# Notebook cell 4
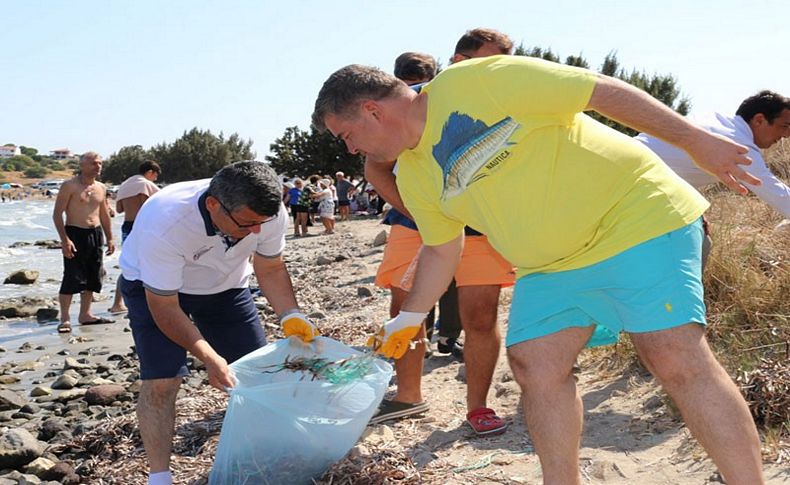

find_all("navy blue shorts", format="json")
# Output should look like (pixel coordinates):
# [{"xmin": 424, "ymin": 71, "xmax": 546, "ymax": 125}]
[
  {"xmin": 120, "ymin": 277, "xmax": 267, "ymax": 380},
  {"xmin": 121, "ymin": 221, "xmax": 134, "ymax": 243}
]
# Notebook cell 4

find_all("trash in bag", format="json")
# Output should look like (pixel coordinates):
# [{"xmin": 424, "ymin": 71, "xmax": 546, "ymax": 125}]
[{"xmin": 209, "ymin": 336, "xmax": 393, "ymax": 484}]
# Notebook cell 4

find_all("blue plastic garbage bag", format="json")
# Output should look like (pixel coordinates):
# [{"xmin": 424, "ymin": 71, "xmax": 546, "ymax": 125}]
[{"xmin": 209, "ymin": 336, "xmax": 392, "ymax": 484}]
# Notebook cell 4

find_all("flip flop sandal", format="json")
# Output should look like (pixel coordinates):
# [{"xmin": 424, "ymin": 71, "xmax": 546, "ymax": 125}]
[
  {"xmin": 466, "ymin": 407, "xmax": 508, "ymax": 436},
  {"xmin": 57, "ymin": 322, "xmax": 72, "ymax": 333},
  {"xmin": 369, "ymin": 399, "xmax": 429, "ymax": 425}
]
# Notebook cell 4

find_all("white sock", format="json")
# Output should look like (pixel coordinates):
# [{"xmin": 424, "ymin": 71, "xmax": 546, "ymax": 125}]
[{"xmin": 149, "ymin": 471, "xmax": 172, "ymax": 485}]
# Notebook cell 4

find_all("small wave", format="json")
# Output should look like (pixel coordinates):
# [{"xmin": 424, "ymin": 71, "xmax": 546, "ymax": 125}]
[
  {"xmin": 0, "ymin": 246, "xmax": 27, "ymax": 256},
  {"xmin": 18, "ymin": 221, "xmax": 50, "ymax": 230}
]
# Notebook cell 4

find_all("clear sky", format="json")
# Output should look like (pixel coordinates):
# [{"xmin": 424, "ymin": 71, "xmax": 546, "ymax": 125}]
[{"xmin": 2, "ymin": 0, "xmax": 788, "ymax": 158}]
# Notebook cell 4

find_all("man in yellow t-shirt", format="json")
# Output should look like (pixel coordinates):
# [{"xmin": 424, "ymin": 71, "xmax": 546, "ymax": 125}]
[{"xmin": 312, "ymin": 56, "xmax": 764, "ymax": 483}]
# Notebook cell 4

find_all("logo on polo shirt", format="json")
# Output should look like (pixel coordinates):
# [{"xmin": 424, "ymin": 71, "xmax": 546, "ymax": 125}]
[
  {"xmin": 433, "ymin": 112, "xmax": 521, "ymax": 200},
  {"xmin": 193, "ymin": 245, "xmax": 214, "ymax": 261}
]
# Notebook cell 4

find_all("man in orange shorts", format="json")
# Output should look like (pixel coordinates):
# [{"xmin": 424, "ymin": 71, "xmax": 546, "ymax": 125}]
[{"xmin": 369, "ymin": 32, "xmax": 516, "ymax": 435}]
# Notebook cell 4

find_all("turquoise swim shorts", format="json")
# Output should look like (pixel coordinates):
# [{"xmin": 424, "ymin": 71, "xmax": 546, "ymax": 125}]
[{"xmin": 506, "ymin": 218, "xmax": 706, "ymax": 348}]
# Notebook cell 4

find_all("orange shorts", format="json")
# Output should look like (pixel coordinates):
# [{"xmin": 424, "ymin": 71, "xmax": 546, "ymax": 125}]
[
  {"xmin": 457, "ymin": 234, "xmax": 515, "ymax": 288},
  {"xmin": 374, "ymin": 225, "xmax": 515, "ymax": 290},
  {"xmin": 374, "ymin": 225, "xmax": 422, "ymax": 290}
]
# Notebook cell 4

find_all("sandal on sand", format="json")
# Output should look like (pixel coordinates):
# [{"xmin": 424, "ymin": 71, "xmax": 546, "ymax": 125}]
[
  {"xmin": 369, "ymin": 399, "xmax": 429, "ymax": 425},
  {"xmin": 57, "ymin": 322, "xmax": 72, "ymax": 333},
  {"xmin": 466, "ymin": 407, "xmax": 508, "ymax": 436},
  {"xmin": 79, "ymin": 317, "xmax": 115, "ymax": 325}
]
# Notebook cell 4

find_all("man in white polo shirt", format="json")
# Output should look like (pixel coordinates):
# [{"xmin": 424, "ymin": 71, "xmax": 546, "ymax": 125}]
[{"xmin": 120, "ymin": 161, "xmax": 319, "ymax": 485}]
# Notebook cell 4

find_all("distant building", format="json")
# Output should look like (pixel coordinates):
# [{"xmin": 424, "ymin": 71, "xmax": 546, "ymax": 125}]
[
  {"xmin": 50, "ymin": 148, "xmax": 73, "ymax": 160},
  {"xmin": 0, "ymin": 144, "xmax": 21, "ymax": 159}
]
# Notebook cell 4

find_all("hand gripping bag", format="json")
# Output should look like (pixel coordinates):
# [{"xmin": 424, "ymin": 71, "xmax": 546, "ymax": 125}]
[{"xmin": 209, "ymin": 336, "xmax": 392, "ymax": 484}]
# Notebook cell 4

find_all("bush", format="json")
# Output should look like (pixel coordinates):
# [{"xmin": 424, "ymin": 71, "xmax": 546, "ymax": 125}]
[
  {"xmin": 4, "ymin": 155, "xmax": 35, "ymax": 171},
  {"xmin": 39, "ymin": 158, "xmax": 64, "ymax": 171},
  {"xmin": 23, "ymin": 165, "xmax": 50, "ymax": 178}
]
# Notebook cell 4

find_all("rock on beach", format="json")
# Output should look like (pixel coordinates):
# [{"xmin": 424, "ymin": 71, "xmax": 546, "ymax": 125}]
[
  {"xmin": 0, "ymin": 428, "xmax": 44, "ymax": 469},
  {"xmin": 3, "ymin": 270, "xmax": 39, "ymax": 285},
  {"xmin": 0, "ymin": 297, "xmax": 55, "ymax": 319}
]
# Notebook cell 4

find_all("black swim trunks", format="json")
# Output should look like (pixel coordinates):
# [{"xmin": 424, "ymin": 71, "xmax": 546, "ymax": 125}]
[{"xmin": 59, "ymin": 225, "xmax": 104, "ymax": 294}]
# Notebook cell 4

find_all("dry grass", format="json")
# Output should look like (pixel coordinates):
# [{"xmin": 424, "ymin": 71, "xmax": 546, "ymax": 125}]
[
  {"xmin": 52, "ymin": 386, "xmax": 227, "ymax": 484},
  {"xmin": 316, "ymin": 447, "xmax": 423, "ymax": 484},
  {"xmin": 592, "ymin": 140, "xmax": 790, "ymax": 456}
]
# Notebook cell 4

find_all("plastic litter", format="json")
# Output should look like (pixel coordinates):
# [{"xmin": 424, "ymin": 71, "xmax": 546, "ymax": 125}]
[{"xmin": 209, "ymin": 336, "xmax": 392, "ymax": 484}]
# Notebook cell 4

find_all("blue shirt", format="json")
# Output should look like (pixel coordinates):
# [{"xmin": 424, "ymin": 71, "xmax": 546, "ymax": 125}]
[{"xmin": 288, "ymin": 187, "xmax": 302, "ymax": 206}]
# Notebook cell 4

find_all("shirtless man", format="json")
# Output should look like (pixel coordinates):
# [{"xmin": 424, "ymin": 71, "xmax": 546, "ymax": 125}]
[
  {"xmin": 52, "ymin": 152, "xmax": 115, "ymax": 333},
  {"xmin": 109, "ymin": 160, "xmax": 161, "ymax": 313}
]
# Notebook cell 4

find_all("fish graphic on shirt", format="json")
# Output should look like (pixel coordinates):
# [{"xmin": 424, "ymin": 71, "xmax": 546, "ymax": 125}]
[{"xmin": 432, "ymin": 112, "xmax": 520, "ymax": 200}]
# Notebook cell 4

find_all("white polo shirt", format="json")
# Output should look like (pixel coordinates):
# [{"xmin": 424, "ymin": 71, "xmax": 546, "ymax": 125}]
[
  {"xmin": 119, "ymin": 179, "xmax": 288, "ymax": 295},
  {"xmin": 636, "ymin": 113, "xmax": 790, "ymax": 218}
]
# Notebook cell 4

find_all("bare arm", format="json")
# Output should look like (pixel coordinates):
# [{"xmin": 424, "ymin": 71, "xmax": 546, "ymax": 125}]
[
  {"xmin": 587, "ymin": 75, "xmax": 760, "ymax": 194},
  {"xmin": 401, "ymin": 235, "xmax": 463, "ymax": 313},
  {"xmin": 364, "ymin": 161, "xmax": 413, "ymax": 217},
  {"xmin": 146, "ymin": 291, "xmax": 235, "ymax": 389},
  {"xmin": 98, "ymin": 186, "xmax": 115, "ymax": 255},
  {"xmin": 52, "ymin": 183, "xmax": 72, "ymax": 242},
  {"xmin": 104, "ymin": 197, "xmax": 116, "ymax": 217},
  {"xmin": 52, "ymin": 183, "xmax": 76, "ymax": 258},
  {"xmin": 252, "ymin": 253, "xmax": 299, "ymax": 315}
]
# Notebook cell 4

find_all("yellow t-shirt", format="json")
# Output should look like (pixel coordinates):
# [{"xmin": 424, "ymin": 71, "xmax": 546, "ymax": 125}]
[{"xmin": 397, "ymin": 55, "xmax": 709, "ymax": 278}]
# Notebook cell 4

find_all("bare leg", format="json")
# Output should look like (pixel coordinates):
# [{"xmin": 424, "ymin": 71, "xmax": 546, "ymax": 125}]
[
  {"xmin": 77, "ymin": 291, "xmax": 97, "ymax": 322},
  {"xmin": 631, "ymin": 324, "xmax": 764, "ymax": 485},
  {"xmin": 297, "ymin": 213, "xmax": 308, "ymax": 236},
  {"xmin": 138, "ymin": 377, "xmax": 182, "ymax": 474},
  {"xmin": 390, "ymin": 286, "xmax": 425, "ymax": 403},
  {"xmin": 458, "ymin": 284, "xmax": 501, "ymax": 411},
  {"xmin": 58, "ymin": 293, "xmax": 73, "ymax": 328},
  {"xmin": 507, "ymin": 326, "xmax": 593, "ymax": 485},
  {"xmin": 321, "ymin": 217, "xmax": 334, "ymax": 234},
  {"xmin": 110, "ymin": 279, "xmax": 127, "ymax": 313}
]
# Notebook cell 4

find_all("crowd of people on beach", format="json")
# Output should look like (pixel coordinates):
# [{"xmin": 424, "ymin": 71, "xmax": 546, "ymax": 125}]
[
  {"xmin": 282, "ymin": 171, "xmax": 384, "ymax": 236},
  {"xmin": 37, "ymin": 26, "xmax": 790, "ymax": 485}
]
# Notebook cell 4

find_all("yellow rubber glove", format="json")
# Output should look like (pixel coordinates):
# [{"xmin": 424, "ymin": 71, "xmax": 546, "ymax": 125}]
[
  {"xmin": 280, "ymin": 311, "xmax": 320, "ymax": 343},
  {"xmin": 368, "ymin": 311, "xmax": 427, "ymax": 359}
]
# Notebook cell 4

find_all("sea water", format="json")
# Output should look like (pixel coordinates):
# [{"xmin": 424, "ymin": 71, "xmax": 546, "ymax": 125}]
[{"xmin": 0, "ymin": 199, "xmax": 124, "ymax": 342}]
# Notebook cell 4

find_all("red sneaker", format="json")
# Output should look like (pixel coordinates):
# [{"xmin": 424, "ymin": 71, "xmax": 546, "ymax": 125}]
[{"xmin": 466, "ymin": 407, "xmax": 508, "ymax": 436}]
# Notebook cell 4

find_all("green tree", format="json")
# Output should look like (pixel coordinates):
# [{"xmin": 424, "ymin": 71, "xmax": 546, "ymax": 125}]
[
  {"xmin": 515, "ymin": 47, "xmax": 690, "ymax": 135},
  {"xmin": 19, "ymin": 146, "xmax": 39, "ymax": 158},
  {"xmin": 39, "ymin": 157, "xmax": 64, "ymax": 171},
  {"xmin": 150, "ymin": 128, "xmax": 255, "ymax": 183},
  {"xmin": 102, "ymin": 145, "xmax": 150, "ymax": 184},
  {"xmin": 266, "ymin": 126, "xmax": 363, "ymax": 178},
  {"xmin": 2, "ymin": 155, "xmax": 35, "ymax": 171},
  {"xmin": 23, "ymin": 165, "xmax": 50, "ymax": 178}
]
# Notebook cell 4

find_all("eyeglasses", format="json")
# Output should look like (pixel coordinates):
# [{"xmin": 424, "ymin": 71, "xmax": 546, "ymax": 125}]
[{"xmin": 217, "ymin": 199, "xmax": 275, "ymax": 228}]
